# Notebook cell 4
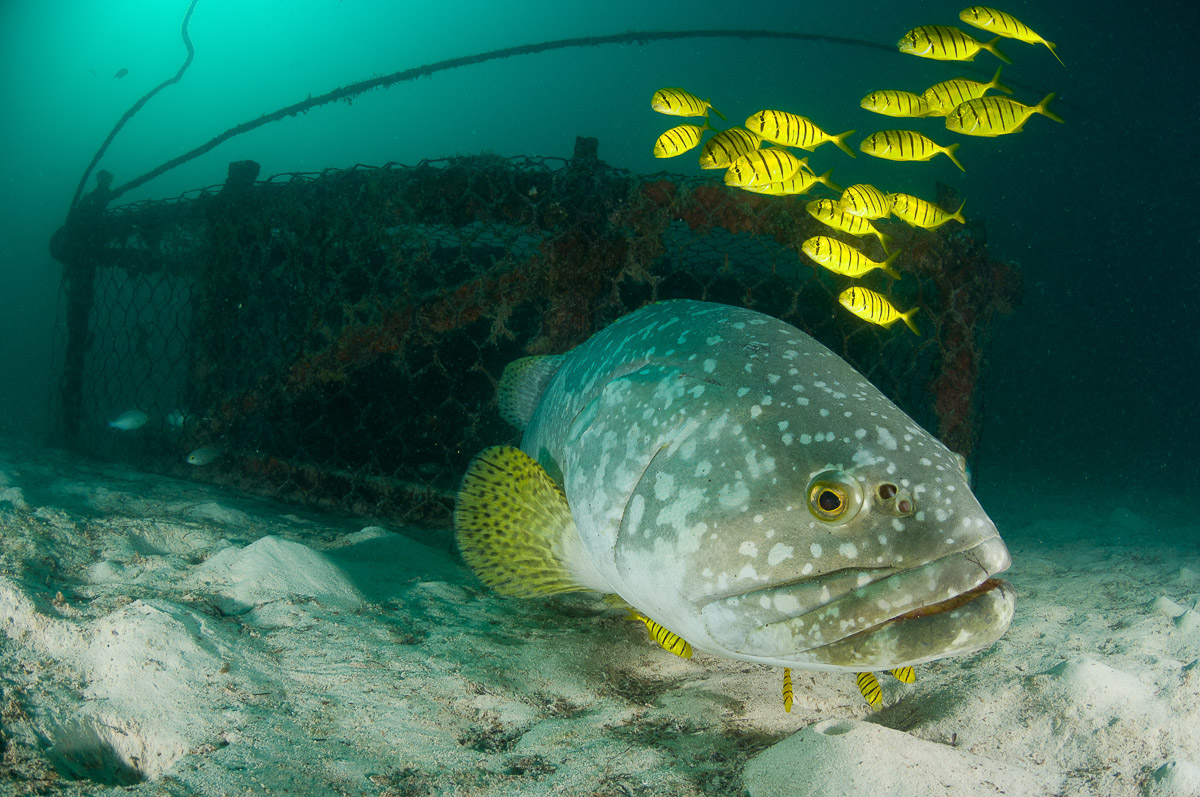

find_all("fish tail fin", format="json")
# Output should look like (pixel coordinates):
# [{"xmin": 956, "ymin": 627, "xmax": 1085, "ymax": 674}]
[
  {"xmin": 989, "ymin": 65, "xmax": 1013, "ymax": 94},
  {"xmin": 900, "ymin": 307, "xmax": 921, "ymax": 336},
  {"xmin": 943, "ymin": 141, "xmax": 966, "ymax": 172},
  {"xmin": 881, "ymin": 248, "xmax": 902, "ymax": 280},
  {"xmin": 1044, "ymin": 39, "xmax": 1066, "ymax": 68},
  {"xmin": 832, "ymin": 129, "xmax": 857, "ymax": 158},
  {"xmin": 875, "ymin": 227, "xmax": 893, "ymax": 254},
  {"xmin": 455, "ymin": 446, "xmax": 590, "ymax": 598},
  {"xmin": 817, "ymin": 170, "xmax": 843, "ymax": 194},
  {"xmin": 951, "ymin": 197, "xmax": 967, "ymax": 225},
  {"xmin": 1036, "ymin": 93, "xmax": 1065, "ymax": 124},
  {"xmin": 497, "ymin": 355, "xmax": 564, "ymax": 429},
  {"xmin": 984, "ymin": 36, "xmax": 1012, "ymax": 64},
  {"xmin": 707, "ymin": 101, "xmax": 727, "ymax": 121}
]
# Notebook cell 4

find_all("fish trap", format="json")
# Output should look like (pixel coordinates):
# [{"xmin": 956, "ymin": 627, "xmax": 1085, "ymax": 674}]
[{"xmin": 50, "ymin": 138, "xmax": 1020, "ymax": 526}]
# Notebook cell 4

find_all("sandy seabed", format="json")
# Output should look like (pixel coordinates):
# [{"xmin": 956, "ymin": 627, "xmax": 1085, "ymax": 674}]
[{"xmin": 1, "ymin": 443, "xmax": 1198, "ymax": 797}]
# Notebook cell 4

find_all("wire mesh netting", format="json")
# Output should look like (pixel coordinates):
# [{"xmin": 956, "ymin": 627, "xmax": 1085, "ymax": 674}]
[{"xmin": 50, "ymin": 140, "xmax": 1021, "ymax": 527}]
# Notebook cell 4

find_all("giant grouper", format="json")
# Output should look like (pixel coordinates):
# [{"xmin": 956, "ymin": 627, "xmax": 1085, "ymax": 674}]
[{"xmin": 454, "ymin": 299, "xmax": 1015, "ymax": 710}]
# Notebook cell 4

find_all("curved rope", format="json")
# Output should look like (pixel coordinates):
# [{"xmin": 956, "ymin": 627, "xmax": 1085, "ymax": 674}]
[
  {"xmin": 106, "ymin": 29, "xmax": 899, "ymax": 201},
  {"xmin": 70, "ymin": 0, "xmax": 200, "ymax": 211}
]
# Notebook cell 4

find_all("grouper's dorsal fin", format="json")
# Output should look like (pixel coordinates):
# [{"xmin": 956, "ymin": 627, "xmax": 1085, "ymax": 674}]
[
  {"xmin": 454, "ymin": 445, "xmax": 587, "ymax": 597},
  {"xmin": 497, "ymin": 355, "xmax": 564, "ymax": 429}
]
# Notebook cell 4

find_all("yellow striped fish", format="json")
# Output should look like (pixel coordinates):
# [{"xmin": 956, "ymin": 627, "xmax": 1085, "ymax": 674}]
[
  {"xmin": 653, "ymin": 123, "xmax": 710, "ymax": 158},
  {"xmin": 839, "ymin": 183, "xmax": 893, "ymax": 219},
  {"xmin": 860, "ymin": 90, "xmax": 933, "ymax": 118},
  {"xmin": 744, "ymin": 109, "xmax": 856, "ymax": 158},
  {"xmin": 782, "ymin": 668, "xmax": 794, "ymax": 713},
  {"xmin": 651, "ymin": 87, "xmax": 726, "ymax": 119},
  {"xmin": 724, "ymin": 148, "xmax": 805, "ymax": 188},
  {"xmin": 805, "ymin": 199, "xmax": 890, "ymax": 250},
  {"xmin": 698, "ymin": 127, "xmax": 762, "ymax": 169},
  {"xmin": 890, "ymin": 667, "xmax": 916, "ymax": 684},
  {"xmin": 839, "ymin": 286, "xmax": 920, "ymax": 335},
  {"xmin": 959, "ymin": 6, "xmax": 1064, "ymax": 67},
  {"xmin": 628, "ymin": 610, "xmax": 693, "ymax": 658},
  {"xmin": 859, "ymin": 129, "xmax": 964, "ymax": 172},
  {"xmin": 898, "ymin": 25, "xmax": 1011, "ymax": 64},
  {"xmin": 889, "ymin": 193, "xmax": 966, "ymax": 229},
  {"xmin": 945, "ymin": 93, "xmax": 1064, "ymax": 136},
  {"xmin": 922, "ymin": 66, "xmax": 1013, "ymax": 117},
  {"xmin": 856, "ymin": 672, "xmax": 883, "ymax": 709},
  {"xmin": 802, "ymin": 236, "xmax": 901, "ymax": 279},
  {"xmin": 739, "ymin": 168, "xmax": 840, "ymax": 196}
]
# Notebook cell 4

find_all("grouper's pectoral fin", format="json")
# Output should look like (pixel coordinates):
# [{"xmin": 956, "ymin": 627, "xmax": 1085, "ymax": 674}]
[{"xmin": 454, "ymin": 445, "xmax": 589, "ymax": 597}]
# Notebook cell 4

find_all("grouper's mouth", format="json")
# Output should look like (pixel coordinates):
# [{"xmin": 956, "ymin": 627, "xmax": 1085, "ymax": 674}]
[{"xmin": 702, "ymin": 536, "xmax": 1016, "ymax": 669}]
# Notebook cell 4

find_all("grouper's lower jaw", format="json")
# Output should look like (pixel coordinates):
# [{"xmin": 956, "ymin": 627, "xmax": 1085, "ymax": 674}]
[
  {"xmin": 795, "ymin": 577, "xmax": 1016, "ymax": 670},
  {"xmin": 731, "ymin": 536, "xmax": 1016, "ymax": 670}
]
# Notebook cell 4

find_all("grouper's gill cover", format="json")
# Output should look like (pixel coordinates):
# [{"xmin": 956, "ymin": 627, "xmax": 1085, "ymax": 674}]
[{"xmin": 471, "ymin": 300, "xmax": 1015, "ymax": 673}]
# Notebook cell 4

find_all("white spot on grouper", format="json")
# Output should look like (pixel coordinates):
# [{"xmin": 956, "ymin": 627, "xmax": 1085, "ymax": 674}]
[
  {"xmin": 694, "ymin": 460, "xmax": 712, "ymax": 477},
  {"xmin": 750, "ymin": 406, "xmax": 762, "ymax": 418},
  {"xmin": 654, "ymin": 472, "xmax": 675, "ymax": 501},
  {"xmin": 703, "ymin": 358, "xmax": 717, "ymax": 373},
  {"xmin": 838, "ymin": 543, "xmax": 859, "ymax": 559},
  {"xmin": 774, "ymin": 593, "xmax": 800, "ymax": 613},
  {"xmin": 851, "ymin": 449, "xmax": 876, "ymax": 467},
  {"xmin": 737, "ymin": 387, "xmax": 750, "ymax": 397},
  {"xmin": 718, "ymin": 480, "xmax": 750, "ymax": 509},
  {"xmin": 706, "ymin": 335, "xmax": 723, "ymax": 345},
  {"xmin": 745, "ymin": 450, "xmax": 775, "ymax": 478},
  {"xmin": 768, "ymin": 543, "xmax": 794, "ymax": 566},
  {"xmin": 627, "ymin": 494, "xmax": 645, "ymax": 536},
  {"xmin": 876, "ymin": 426, "xmax": 898, "ymax": 450},
  {"xmin": 739, "ymin": 541, "xmax": 758, "ymax": 557},
  {"xmin": 778, "ymin": 421, "xmax": 789, "ymax": 431},
  {"xmin": 810, "ymin": 543, "xmax": 823, "ymax": 558},
  {"xmin": 800, "ymin": 434, "xmax": 812, "ymax": 444},
  {"xmin": 855, "ymin": 428, "xmax": 867, "ymax": 439},
  {"xmin": 782, "ymin": 434, "xmax": 793, "ymax": 445}
]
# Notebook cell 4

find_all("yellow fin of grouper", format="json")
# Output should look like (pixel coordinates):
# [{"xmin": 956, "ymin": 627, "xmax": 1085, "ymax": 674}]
[
  {"xmin": 782, "ymin": 668, "xmax": 794, "ymax": 713},
  {"xmin": 454, "ymin": 445, "xmax": 587, "ymax": 597},
  {"xmin": 496, "ymin": 355, "xmax": 564, "ymax": 430},
  {"xmin": 856, "ymin": 672, "xmax": 883, "ymax": 709}
]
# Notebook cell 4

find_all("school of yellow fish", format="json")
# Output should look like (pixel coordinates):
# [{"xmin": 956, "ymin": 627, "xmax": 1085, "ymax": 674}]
[
  {"xmin": 646, "ymin": 6, "xmax": 1060, "ymax": 710},
  {"xmin": 650, "ymin": 5, "xmax": 1062, "ymax": 342}
]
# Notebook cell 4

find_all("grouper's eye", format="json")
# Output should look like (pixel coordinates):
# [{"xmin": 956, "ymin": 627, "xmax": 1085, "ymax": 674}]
[{"xmin": 806, "ymin": 470, "xmax": 864, "ymax": 525}]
